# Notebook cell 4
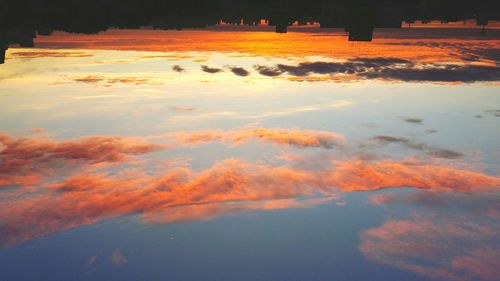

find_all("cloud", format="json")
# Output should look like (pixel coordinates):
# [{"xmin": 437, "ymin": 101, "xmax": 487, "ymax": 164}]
[
  {"xmin": 426, "ymin": 149, "xmax": 464, "ymax": 159},
  {"xmin": 360, "ymin": 214, "xmax": 500, "ymax": 281},
  {"xmin": 0, "ymin": 159, "xmax": 331, "ymax": 247},
  {"xmin": 349, "ymin": 57, "xmax": 413, "ymax": 67},
  {"xmin": 86, "ymin": 255, "xmax": 99, "ymax": 273},
  {"xmin": 10, "ymin": 51, "xmax": 93, "ymax": 59},
  {"xmin": 236, "ymin": 100, "xmax": 352, "ymax": 119},
  {"xmin": 362, "ymin": 171, "xmax": 500, "ymax": 281},
  {"xmin": 0, "ymin": 133, "xmax": 166, "ymax": 187},
  {"xmin": 253, "ymin": 65, "xmax": 283, "ymax": 76},
  {"xmin": 401, "ymin": 117, "xmax": 423, "ymax": 125},
  {"xmin": 370, "ymin": 191, "xmax": 500, "ymax": 218},
  {"xmin": 0, "ymin": 130, "xmax": 498, "ymax": 248},
  {"xmin": 275, "ymin": 58, "xmax": 413, "ymax": 77},
  {"xmin": 106, "ymin": 77, "xmax": 151, "ymax": 85},
  {"xmin": 473, "ymin": 48, "xmax": 500, "ymax": 63},
  {"xmin": 485, "ymin": 109, "xmax": 500, "ymax": 117},
  {"xmin": 171, "ymin": 106, "xmax": 194, "ymax": 111},
  {"xmin": 252, "ymin": 58, "xmax": 500, "ymax": 83},
  {"xmin": 0, "ymin": 155, "xmax": 498, "ymax": 248},
  {"xmin": 172, "ymin": 128, "xmax": 346, "ymax": 149},
  {"xmin": 363, "ymin": 64, "xmax": 500, "ymax": 83},
  {"xmin": 172, "ymin": 65, "xmax": 185, "ymax": 72},
  {"xmin": 201, "ymin": 65, "xmax": 223, "ymax": 73},
  {"xmin": 29, "ymin": 128, "xmax": 46, "ymax": 133},
  {"xmin": 0, "ymin": 128, "xmax": 346, "ymax": 188},
  {"xmin": 73, "ymin": 75, "xmax": 152, "ymax": 85},
  {"xmin": 110, "ymin": 248, "xmax": 127, "ymax": 267},
  {"xmin": 366, "ymin": 135, "xmax": 463, "ymax": 159},
  {"xmin": 229, "ymin": 67, "xmax": 250, "ymax": 77},
  {"xmin": 74, "ymin": 76, "xmax": 105, "ymax": 83},
  {"xmin": 87, "ymin": 255, "xmax": 98, "ymax": 267},
  {"xmin": 141, "ymin": 196, "xmax": 336, "ymax": 224},
  {"xmin": 327, "ymin": 159, "xmax": 499, "ymax": 192}
]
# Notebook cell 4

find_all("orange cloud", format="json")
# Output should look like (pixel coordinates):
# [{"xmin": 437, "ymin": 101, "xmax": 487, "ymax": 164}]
[
  {"xmin": 0, "ymin": 128, "xmax": 345, "ymax": 188},
  {"xmin": 1, "ymin": 155, "xmax": 498, "ymax": 248},
  {"xmin": 1, "ymin": 130, "xmax": 498, "ymax": 248},
  {"xmin": 0, "ymin": 159, "xmax": 329, "ymax": 247}
]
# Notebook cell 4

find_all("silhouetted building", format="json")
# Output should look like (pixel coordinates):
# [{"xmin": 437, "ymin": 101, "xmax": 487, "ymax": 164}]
[
  {"xmin": 376, "ymin": 1, "xmax": 403, "ymax": 28},
  {"xmin": 0, "ymin": 47, "xmax": 6, "ymax": 64},
  {"xmin": 267, "ymin": 0, "xmax": 295, "ymax": 33},
  {"xmin": 0, "ymin": 0, "xmax": 499, "ymax": 61},
  {"xmin": 346, "ymin": 0, "xmax": 375, "ymax": 41},
  {"xmin": 320, "ymin": 0, "xmax": 346, "ymax": 28}
]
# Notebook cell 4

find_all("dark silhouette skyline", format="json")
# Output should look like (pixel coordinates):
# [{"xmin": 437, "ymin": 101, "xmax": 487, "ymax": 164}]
[{"xmin": 1, "ymin": 0, "xmax": 500, "ymax": 64}]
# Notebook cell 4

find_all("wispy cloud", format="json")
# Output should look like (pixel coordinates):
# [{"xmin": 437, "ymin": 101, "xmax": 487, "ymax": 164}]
[
  {"xmin": 170, "ymin": 106, "xmax": 194, "ymax": 112},
  {"xmin": 171, "ymin": 128, "xmax": 346, "ymax": 149},
  {"xmin": 85, "ymin": 255, "xmax": 99, "ymax": 273},
  {"xmin": 360, "ymin": 213, "xmax": 500, "ymax": 281},
  {"xmin": 485, "ymin": 109, "xmax": 500, "ymax": 117},
  {"xmin": 110, "ymin": 248, "xmax": 127, "ymax": 267},
  {"xmin": 370, "ymin": 190, "xmax": 500, "ymax": 218},
  {"xmin": 10, "ymin": 51, "xmax": 93, "ymax": 59},
  {"xmin": 365, "ymin": 135, "xmax": 463, "ymax": 159},
  {"xmin": 238, "ymin": 101, "xmax": 352, "ymax": 119},
  {"xmin": 73, "ymin": 75, "xmax": 154, "ymax": 86}
]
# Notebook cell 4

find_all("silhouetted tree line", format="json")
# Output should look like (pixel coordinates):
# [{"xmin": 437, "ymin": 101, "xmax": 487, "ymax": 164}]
[{"xmin": 1, "ymin": 0, "xmax": 499, "ymax": 63}]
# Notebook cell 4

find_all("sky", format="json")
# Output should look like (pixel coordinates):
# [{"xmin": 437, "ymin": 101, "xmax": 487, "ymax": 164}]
[{"xmin": 0, "ymin": 27, "xmax": 499, "ymax": 281}]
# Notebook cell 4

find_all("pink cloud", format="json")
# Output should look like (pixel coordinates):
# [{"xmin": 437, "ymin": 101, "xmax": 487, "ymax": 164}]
[
  {"xmin": 0, "ymin": 130, "xmax": 498, "ymax": 248},
  {"xmin": 110, "ymin": 248, "xmax": 127, "ymax": 267},
  {"xmin": 327, "ymin": 159, "xmax": 499, "ymax": 192},
  {"xmin": 360, "ymin": 215, "xmax": 500, "ymax": 281},
  {"xmin": 0, "ymin": 133, "xmax": 166, "ymax": 187},
  {"xmin": 173, "ymin": 128, "xmax": 346, "ymax": 149}
]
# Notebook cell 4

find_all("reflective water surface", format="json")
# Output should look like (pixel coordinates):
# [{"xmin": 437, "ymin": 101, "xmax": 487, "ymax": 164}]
[{"xmin": 1, "ymin": 25, "xmax": 499, "ymax": 281}]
